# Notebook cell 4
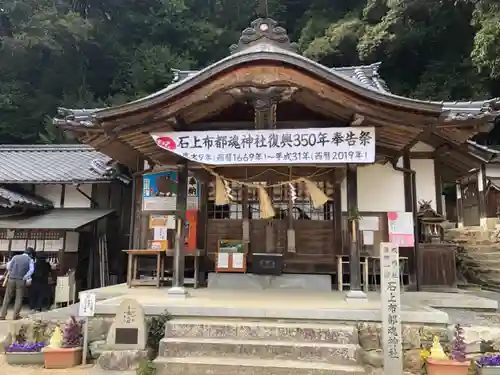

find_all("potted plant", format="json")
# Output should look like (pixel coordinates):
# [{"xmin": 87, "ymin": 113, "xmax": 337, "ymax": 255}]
[
  {"xmin": 42, "ymin": 316, "xmax": 83, "ymax": 368},
  {"xmin": 426, "ymin": 324, "xmax": 470, "ymax": 375},
  {"xmin": 5, "ymin": 341, "xmax": 46, "ymax": 365},
  {"xmin": 477, "ymin": 354, "xmax": 500, "ymax": 375}
]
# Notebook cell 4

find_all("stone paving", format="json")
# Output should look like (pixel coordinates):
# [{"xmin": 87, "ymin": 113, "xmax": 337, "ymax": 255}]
[{"xmin": 1, "ymin": 289, "xmax": 500, "ymax": 373}]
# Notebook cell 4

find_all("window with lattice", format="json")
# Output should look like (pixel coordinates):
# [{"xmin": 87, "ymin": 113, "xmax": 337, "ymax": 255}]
[{"xmin": 207, "ymin": 179, "xmax": 334, "ymax": 220}]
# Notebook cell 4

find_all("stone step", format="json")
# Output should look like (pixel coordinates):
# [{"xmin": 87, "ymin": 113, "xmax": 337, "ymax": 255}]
[
  {"xmin": 465, "ymin": 244, "xmax": 500, "ymax": 253},
  {"xmin": 153, "ymin": 356, "xmax": 367, "ymax": 375},
  {"xmin": 471, "ymin": 258, "xmax": 500, "ymax": 266},
  {"xmin": 165, "ymin": 319, "xmax": 357, "ymax": 344},
  {"xmin": 159, "ymin": 337, "xmax": 359, "ymax": 365},
  {"xmin": 467, "ymin": 252, "xmax": 500, "ymax": 260}
]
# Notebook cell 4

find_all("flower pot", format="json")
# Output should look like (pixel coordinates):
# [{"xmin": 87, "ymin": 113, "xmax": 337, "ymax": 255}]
[
  {"xmin": 427, "ymin": 358, "xmax": 470, "ymax": 375},
  {"xmin": 5, "ymin": 351, "xmax": 45, "ymax": 365},
  {"xmin": 478, "ymin": 366, "xmax": 500, "ymax": 375},
  {"xmin": 42, "ymin": 347, "xmax": 83, "ymax": 369}
]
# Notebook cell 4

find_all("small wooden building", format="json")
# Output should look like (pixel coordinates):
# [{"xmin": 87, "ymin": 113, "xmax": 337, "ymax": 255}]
[
  {"xmin": 452, "ymin": 141, "xmax": 500, "ymax": 229},
  {"xmin": 54, "ymin": 18, "xmax": 500, "ymax": 293},
  {"xmin": 0, "ymin": 144, "xmax": 132, "ymax": 291}
]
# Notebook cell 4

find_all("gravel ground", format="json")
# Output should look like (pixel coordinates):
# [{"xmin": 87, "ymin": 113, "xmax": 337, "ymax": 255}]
[
  {"xmin": 442, "ymin": 289, "xmax": 500, "ymax": 326},
  {"xmin": 0, "ymin": 356, "xmax": 93, "ymax": 375}
]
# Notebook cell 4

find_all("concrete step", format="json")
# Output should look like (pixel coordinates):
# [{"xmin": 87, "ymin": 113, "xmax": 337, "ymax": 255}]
[
  {"xmin": 153, "ymin": 356, "xmax": 366, "ymax": 375},
  {"xmin": 159, "ymin": 337, "xmax": 359, "ymax": 365},
  {"xmin": 165, "ymin": 319, "xmax": 358, "ymax": 344}
]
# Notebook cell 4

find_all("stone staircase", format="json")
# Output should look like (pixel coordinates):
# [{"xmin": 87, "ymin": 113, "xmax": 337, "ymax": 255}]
[
  {"xmin": 153, "ymin": 318, "xmax": 366, "ymax": 375},
  {"xmin": 446, "ymin": 226, "xmax": 500, "ymax": 287}
]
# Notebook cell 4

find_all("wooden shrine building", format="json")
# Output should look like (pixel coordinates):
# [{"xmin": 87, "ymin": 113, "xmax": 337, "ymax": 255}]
[{"xmin": 54, "ymin": 17, "xmax": 500, "ymax": 296}]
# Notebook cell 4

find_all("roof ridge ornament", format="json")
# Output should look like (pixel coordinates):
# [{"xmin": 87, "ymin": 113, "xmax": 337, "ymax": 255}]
[{"xmin": 230, "ymin": 18, "xmax": 299, "ymax": 54}]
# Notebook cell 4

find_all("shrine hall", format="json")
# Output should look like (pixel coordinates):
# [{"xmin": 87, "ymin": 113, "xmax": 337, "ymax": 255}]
[{"xmin": 54, "ymin": 17, "xmax": 500, "ymax": 297}]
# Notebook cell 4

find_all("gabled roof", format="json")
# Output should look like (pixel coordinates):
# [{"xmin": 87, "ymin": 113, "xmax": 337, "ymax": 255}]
[
  {"xmin": 54, "ymin": 16, "xmax": 500, "ymax": 122},
  {"xmin": 0, "ymin": 144, "xmax": 128, "ymax": 184},
  {"xmin": 57, "ymin": 42, "xmax": 499, "ymax": 122},
  {"xmin": 0, "ymin": 186, "xmax": 53, "ymax": 210}
]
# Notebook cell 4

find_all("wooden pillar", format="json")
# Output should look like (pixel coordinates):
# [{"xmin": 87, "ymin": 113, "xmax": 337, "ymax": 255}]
[
  {"xmin": 332, "ymin": 172, "xmax": 343, "ymax": 255},
  {"xmin": 131, "ymin": 157, "xmax": 145, "ymax": 250},
  {"xmin": 434, "ymin": 160, "xmax": 443, "ymax": 215},
  {"xmin": 478, "ymin": 164, "xmax": 487, "ymax": 227},
  {"xmin": 345, "ymin": 164, "xmax": 366, "ymax": 300},
  {"xmin": 403, "ymin": 153, "xmax": 420, "ymax": 290},
  {"xmin": 456, "ymin": 181, "xmax": 464, "ymax": 228},
  {"xmin": 242, "ymin": 186, "xmax": 251, "ymax": 253},
  {"xmin": 169, "ymin": 162, "xmax": 189, "ymax": 296}
]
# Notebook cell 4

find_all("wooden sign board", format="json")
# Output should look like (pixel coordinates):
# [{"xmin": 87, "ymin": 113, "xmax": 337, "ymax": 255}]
[
  {"xmin": 149, "ymin": 215, "xmax": 175, "ymax": 229},
  {"xmin": 148, "ymin": 240, "xmax": 168, "ymax": 250},
  {"xmin": 218, "ymin": 239, "xmax": 245, "ymax": 253},
  {"xmin": 216, "ymin": 239, "xmax": 246, "ymax": 273}
]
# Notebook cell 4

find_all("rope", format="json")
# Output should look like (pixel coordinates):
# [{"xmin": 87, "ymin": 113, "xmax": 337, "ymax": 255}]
[{"xmin": 201, "ymin": 164, "xmax": 333, "ymax": 188}]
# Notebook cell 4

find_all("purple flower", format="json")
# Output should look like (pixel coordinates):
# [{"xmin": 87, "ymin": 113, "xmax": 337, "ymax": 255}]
[
  {"xmin": 62, "ymin": 316, "xmax": 83, "ymax": 348},
  {"xmin": 5, "ymin": 341, "xmax": 46, "ymax": 353},
  {"xmin": 451, "ymin": 324, "xmax": 467, "ymax": 362},
  {"xmin": 478, "ymin": 354, "xmax": 500, "ymax": 367}
]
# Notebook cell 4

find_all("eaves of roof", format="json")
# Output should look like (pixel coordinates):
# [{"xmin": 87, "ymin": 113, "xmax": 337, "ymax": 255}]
[
  {"xmin": 85, "ymin": 43, "xmax": 448, "ymax": 120},
  {"xmin": 0, "ymin": 186, "xmax": 54, "ymax": 209},
  {"xmin": 0, "ymin": 144, "xmax": 128, "ymax": 184}
]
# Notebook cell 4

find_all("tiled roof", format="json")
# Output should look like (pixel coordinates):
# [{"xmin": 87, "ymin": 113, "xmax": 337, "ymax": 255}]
[
  {"xmin": 0, "ymin": 186, "xmax": 53, "ymax": 209},
  {"xmin": 467, "ymin": 140, "xmax": 500, "ymax": 162},
  {"xmin": 0, "ymin": 144, "xmax": 115, "ymax": 184},
  {"xmin": 172, "ymin": 63, "xmax": 390, "ymax": 93},
  {"xmin": 331, "ymin": 63, "xmax": 390, "ymax": 92},
  {"xmin": 0, "ymin": 208, "xmax": 115, "ymax": 229}
]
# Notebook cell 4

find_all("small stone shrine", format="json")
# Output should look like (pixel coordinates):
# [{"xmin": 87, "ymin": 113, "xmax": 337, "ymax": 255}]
[
  {"xmin": 106, "ymin": 298, "xmax": 147, "ymax": 350},
  {"xmin": 94, "ymin": 299, "xmax": 148, "ymax": 373},
  {"xmin": 416, "ymin": 200, "xmax": 445, "ymax": 243}
]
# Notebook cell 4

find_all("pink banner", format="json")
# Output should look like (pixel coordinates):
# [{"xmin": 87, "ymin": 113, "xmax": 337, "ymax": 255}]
[
  {"xmin": 389, "ymin": 234, "xmax": 414, "ymax": 247},
  {"xmin": 387, "ymin": 211, "xmax": 415, "ymax": 247}
]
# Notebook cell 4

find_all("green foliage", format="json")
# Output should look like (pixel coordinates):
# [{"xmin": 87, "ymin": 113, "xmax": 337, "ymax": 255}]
[
  {"xmin": 136, "ymin": 359, "xmax": 156, "ymax": 375},
  {"xmin": 1, "ymin": 0, "xmax": 500, "ymax": 144},
  {"xmin": 146, "ymin": 310, "xmax": 171, "ymax": 357}
]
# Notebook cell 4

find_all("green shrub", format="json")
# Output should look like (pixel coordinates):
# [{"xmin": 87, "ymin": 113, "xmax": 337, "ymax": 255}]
[{"xmin": 146, "ymin": 310, "xmax": 171, "ymax": 358}]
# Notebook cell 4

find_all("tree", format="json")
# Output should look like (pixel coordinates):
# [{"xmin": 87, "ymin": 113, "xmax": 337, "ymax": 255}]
[{"xmin": 0, "ymin": 0, "xmax": 500, "ymax": 144}]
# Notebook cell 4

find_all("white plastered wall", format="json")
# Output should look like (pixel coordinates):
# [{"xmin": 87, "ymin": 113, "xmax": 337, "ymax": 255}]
[{"xmin": 341, "ymin": 142, "xmax": 437, "ymax": 213}]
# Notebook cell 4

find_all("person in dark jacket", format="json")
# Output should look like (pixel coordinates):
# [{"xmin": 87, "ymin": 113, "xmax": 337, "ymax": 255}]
[
  {"xmin": 29, "ymin": 253, "xmax": 52, "ymax": 312},
  {"xmin": 0, "ymin": 247, "xmax": 35, "ymax": 320}
]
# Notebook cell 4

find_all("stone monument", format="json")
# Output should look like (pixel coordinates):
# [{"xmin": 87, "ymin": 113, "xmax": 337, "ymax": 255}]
[
  {"xmin": 106, "ymin": 298, "xmax": 147, "ymax": 350},
  {"xmin": 93, "ymin": 299, "xmax": 149, "ymax": 374},
  {"xmin": 380, "ymin": 242, "xmax": 403, "ymax": 374}
]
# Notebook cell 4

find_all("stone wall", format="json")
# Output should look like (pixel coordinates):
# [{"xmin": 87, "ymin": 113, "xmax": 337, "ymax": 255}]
[
  {"xmin": 358, "ymin": 322, "xmax": 449, "ymax": 375},
  {"xmin": 5, "ymin": 314, "xmax": 500, "ymax": 375},
  {"xmin": 445, "ymin": 226, "xmax": 500, "ymax": 287}
]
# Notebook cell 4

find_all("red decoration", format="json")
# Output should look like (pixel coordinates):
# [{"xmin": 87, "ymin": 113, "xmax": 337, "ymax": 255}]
[
  {"xmin": 387, "ymin": 211, "xmax": 398, "ymax": 221},
  {"xmin": 157, "ymin": 137, "xmax": 176, "ymax": 151}
]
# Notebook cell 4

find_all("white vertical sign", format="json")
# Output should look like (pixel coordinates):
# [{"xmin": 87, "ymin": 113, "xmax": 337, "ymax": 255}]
[
  {"xmin": 380, "ymin": 242, "xmax": 403, "ymax": 374},
  {"xmin": 79, "ymin": 292, "xmax": 96, "ymax": 317},
  {"xmin": 79, "ymin": 292, "xmax": 96, "ymax": 365}
]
